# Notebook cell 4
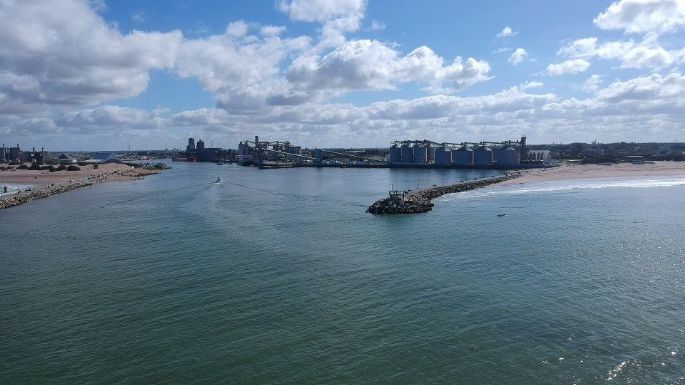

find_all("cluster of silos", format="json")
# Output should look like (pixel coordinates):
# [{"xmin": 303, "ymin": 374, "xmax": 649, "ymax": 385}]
[
  {"xmin": 388, "ymin": 142, "xmax": 521, "ymax": 168},
  {"xmin": 389, "ymin": 143, "xmax": 430, "ymax": 164}
]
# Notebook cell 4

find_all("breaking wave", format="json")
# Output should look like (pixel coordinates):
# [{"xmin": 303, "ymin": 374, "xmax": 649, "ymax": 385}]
[{"xmin": 450, "ymin": 177, "xmax": 685, "ymax": 199}]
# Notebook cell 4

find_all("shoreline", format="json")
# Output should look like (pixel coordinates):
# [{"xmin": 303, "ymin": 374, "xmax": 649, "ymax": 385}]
[
  {"xmin": 497, "ymin": 161, "xmax": 685, "ymax": 187},
  {"xmin": 0, "ymin": 163, "xmax": 162, "ymax": 210}
]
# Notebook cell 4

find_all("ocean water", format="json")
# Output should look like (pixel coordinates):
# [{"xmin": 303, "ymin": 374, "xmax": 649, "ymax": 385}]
[{"xmin": 1, "ymin": 163, "xmax": 683, "ymax": 384}]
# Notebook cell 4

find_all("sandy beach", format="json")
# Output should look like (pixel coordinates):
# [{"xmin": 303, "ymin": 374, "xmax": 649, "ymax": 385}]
[
  {"xmin": 501, "ymin": 161, "xmax": 685, "ymax": 186},
  {"xmin": 0, "ymin": 163, "xmax": 153, "ymax": 187},
  {"xmin": 0, "ymin": 163, "xmax": 163, "ymax": 209}
]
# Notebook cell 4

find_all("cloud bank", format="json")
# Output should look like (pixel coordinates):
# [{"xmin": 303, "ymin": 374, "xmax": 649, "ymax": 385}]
[{"xmin": 1, "ymin": 0, "xmax": 685, "ymax": 149}]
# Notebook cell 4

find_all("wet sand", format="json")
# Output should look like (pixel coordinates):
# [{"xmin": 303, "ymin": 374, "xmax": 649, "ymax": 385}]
[{"xmin": 501, "ymin": 161, "xmax": 685, "ymax": 186}]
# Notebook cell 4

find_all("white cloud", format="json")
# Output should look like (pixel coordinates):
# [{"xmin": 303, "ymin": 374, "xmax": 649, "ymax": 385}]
[
  {"xmin": 278, "ymin": 0, "xmax": 367, "ymax": 48},
  {"xmin": 4, "ymin": 0, "xmax": 685, "ymax": 148},
  {"xmin": 278, "ymin": 0, "xmax": 366, "ymax": 23},
  {"xmin": 260, "ymin": 25, "xmax": 287, "ymax": 37},
  {"xmin": 522, "ymin": 81, "xmax": 544, "ymax": 90},
  {"xmin": 496, "ymin": 26, "xmax": 518, "ymax": 38},
  {"xmin": 0, "ymin": 0, "xmax": 182, "ymax": 108},
  {"xmin": 594, "ymin": 0, "xmax": 685, "ymax": 35},
  {"xmin": 582, "ymin": 74, "xmax": 603, "ymax": 92},
  {"xmin": 172, "ymin": 108, "xmax": 233, "ymax": 126},
  {"xmin": 558, "ymin": 36, "xmax": 681, "ymax": 69},
  {"xmin": 508, "ymin": 48, "xmax": 527, "ymax": 65},
  {"xmin": 287, "ymin": 40, "xmax": 492, "ymax": 95},
  {"xmin": 59, "ymin": 105, "xmax": 166, "ymax": 131},
  {"xmin": 556, "ymin": 2, "xmax": 685, "ymax": 71},
  {"xmin": 226, "ymin": 21, "xmax": 249, "ymax": 37},
  {"xmin": 546, "ymin": 59, "xmax": 591, "ymax": 75},
  {"xmin": 8, "ymin": 73, "xmax": 685, "ymax": 147},
  {"xmin": 557, "ymin": 37, "xmax": 599, "ymax": 58},
  {"xmin": 595, "ymin": 72, "xmax": 685, "ymax": 104},
  {"xmin": 369, "ymin": 20, "xmax": 386, "ymax": 31},
  {"xmin": 131, "ymin": 10, "xmax": 145, "ymax": 24},
  {"xmin": 175, "ymin": 31, "xmax": 312, "ymax": 112},
  {"xmin": 0, "ymin": 0, "xmax": 493, "ymax": 117},
  {"xmin": 287, "ymin": 40, "xmax": 398, "ymax": 92}
]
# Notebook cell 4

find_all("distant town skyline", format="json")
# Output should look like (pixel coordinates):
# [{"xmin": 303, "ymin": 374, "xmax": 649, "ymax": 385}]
[{"xmin": 2, "ymin": 0, "xmax": 685, "ymax": 150}]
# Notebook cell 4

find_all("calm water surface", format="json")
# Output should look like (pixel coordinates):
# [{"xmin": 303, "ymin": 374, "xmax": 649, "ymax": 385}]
[{"xmin": 1, "ymin": 163, "xmax": 683, "ymax": 384}]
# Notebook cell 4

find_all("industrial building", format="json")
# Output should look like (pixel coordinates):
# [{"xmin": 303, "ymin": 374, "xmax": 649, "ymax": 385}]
[
  {"xmin": 1, "ymin": 144, "xmax": 48, "ymax": 164},
  {"xmin": 237, "ymin": 136, "xmax": 314, "ymax": 166},
  {"xmin": 236, "ymin": 136, "xmax": 388, "ymax": 168},
  {"xmin": 387, "ymin": 137, "xmax": 534, "ymax": 169},
  {"xmin": 526, "ymin": 150, "xmax": 552, "ymax": 163},
  {"xmin": 1, "ymin": 144, "xmax": 22, "ymax": 163},
  {"xmin": 230, "ymin": 135, "xmax": 549, "ymax": 169},
  {"xmin": 176, "ymin": 138, "xmax": 232, "ymax": 162}
]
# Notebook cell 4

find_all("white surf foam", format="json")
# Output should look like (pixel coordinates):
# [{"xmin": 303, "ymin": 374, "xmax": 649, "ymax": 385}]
[{"xmin": 445, "ymin": 177, "xmax": 685, "ymax": 200}]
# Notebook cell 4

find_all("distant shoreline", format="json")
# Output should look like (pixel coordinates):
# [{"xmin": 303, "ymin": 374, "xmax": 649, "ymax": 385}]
[
  {"xmin": 497, "ymin": 161, "xmax": 685, "ymax": 187},
  {"xmin": 0, "ymin": 163, "xmax": 162, "ymax": 210}
]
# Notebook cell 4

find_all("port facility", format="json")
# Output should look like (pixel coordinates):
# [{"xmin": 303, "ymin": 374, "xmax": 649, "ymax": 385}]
[{"xmin": 234, "ymin": 135, "xmax": 551, "ymax": 170}]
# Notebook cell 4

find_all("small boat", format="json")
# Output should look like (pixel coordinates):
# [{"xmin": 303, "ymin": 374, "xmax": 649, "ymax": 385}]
[
  {"xmin": 497, "ymin": 213, "xmax": 507, "ymax": 217},
  {"xmin": 216, "ymin": 161, "xmax": 223, "ymax": 165},
  {"xmin": 214, "ymin": 175, "xmax": 223, "ymax": 184}
]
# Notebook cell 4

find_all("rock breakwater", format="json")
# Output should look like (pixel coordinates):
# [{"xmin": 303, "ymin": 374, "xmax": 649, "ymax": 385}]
[{"xmin": 367, "ymin": 174, "xmax": 519, "ymax": 214}]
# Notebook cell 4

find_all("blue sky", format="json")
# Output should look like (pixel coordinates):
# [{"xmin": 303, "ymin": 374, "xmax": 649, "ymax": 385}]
[{"xmin": 1, "ymin": 0, "xmax": 685, "ymax": 150}]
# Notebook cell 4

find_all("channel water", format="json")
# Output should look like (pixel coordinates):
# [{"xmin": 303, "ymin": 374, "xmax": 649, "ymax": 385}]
[{"xmin": 1, "ymin": 162, "xmax": 683, "ymax": 384}]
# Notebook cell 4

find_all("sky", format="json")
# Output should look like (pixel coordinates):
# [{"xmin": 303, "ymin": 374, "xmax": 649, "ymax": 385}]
[{"xmin": 1, "ymin": 0, "xmax": 685, "ymax": 150}]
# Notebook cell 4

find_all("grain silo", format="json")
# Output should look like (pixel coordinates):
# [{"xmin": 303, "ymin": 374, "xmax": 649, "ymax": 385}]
[
  {"xmin": 495, "ymin": 145, "xmax": 520, "ymax": 167},
  {"xmin": 389, "ymin": 145, "xmax": 401, "ymax": 163},
  {"xmin": 400, "ymin": 144, "xmax": 414, "ymax": 163},
  {"xmin": 474, "ymin": 145, "xmax": 493, "ymax": 167},
  {"xmin": 453, "ymin": 146, "xmax": 474, "ymax": 167},
  {"xmin": 413, "ymin": 145, "xmax": 428, "ymax": 164},
  {"xmin": 434, "ymin": 148, "xmax": 452, "ymax": 165}
]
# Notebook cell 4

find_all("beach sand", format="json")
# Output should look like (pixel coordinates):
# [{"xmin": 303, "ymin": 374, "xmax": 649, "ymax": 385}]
[
  {"xmin": 0, "ymin": 163, "xmax": 151, "ymax": 187},
  {"xmin": 1, "ymin": 163, "xmax": 163, "ymax": 209},
  {"xmin": 501, "ymin": 161, "xmax": 685, "ymax": 186}
]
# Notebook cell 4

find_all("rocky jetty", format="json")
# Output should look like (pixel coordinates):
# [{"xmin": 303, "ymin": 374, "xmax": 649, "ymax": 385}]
[
  {"xmin": 0, "ymin": 182, "xmax": 93, "ymax": 209},
  {"xmin": 367, "ymin": 173, "xmax": 519, "ymax": 214},
  {"xmin": 1, "ymin": 167, "xmax": 162, "ymax": 210}
]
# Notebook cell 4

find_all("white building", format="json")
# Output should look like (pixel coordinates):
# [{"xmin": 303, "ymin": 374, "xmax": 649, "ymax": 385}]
[{"xmin": 527, "ymin": 150, "xmax": 552, "ymax": 163}]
